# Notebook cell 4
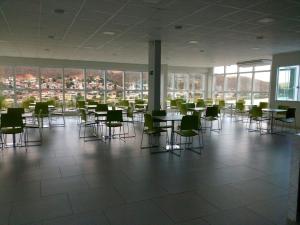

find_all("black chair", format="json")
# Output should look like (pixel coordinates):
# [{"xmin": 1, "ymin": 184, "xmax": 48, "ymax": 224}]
[{"xmin": 275, "ymin": 108, "xmax": 297, "ymax": 133}]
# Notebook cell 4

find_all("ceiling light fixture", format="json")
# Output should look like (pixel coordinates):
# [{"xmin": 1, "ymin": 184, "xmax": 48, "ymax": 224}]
[
  {"xmin": 54, "ymin": 9, "xmax": 65, "ymax": 14},
  {"xmin": 44, "ymin": 48, "xmax": 50, "ymax": 51},
  {"xmin": 48, "ymin": 35, "xmax": 55, "ymax": 39},
  {"xmin": 258, "ymin": 17, "xmax": 274, "ymax": 24},
  {"xmin": 199, "ymin": 49, "xmax": 205, "ymax": 53},
  {"xmin": 103, "ymin": 31, "xmax": 115, "ymax": 35},
  {"xmin": 188, "ymin": 40, "xmax": 198, "ymax": 44},
  {"xmin": 252, "ymin": 47, "xmax": 261, "ymax": 50}
]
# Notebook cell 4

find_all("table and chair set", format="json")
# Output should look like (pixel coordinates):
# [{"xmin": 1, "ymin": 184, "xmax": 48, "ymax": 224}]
[{"xmin": 0, "ymin": 102, "xmax": 66, "ymax": 150}]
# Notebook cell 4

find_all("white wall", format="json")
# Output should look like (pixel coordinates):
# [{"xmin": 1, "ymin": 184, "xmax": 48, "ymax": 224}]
[{"xmin": 270, "ymin": 51, "xmax": 300, "ymax": 127}]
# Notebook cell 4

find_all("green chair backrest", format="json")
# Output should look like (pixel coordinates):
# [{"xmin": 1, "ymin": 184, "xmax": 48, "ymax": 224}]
[
  {"xmin": 186, "ymin": 103, "xmax": 195, "ymax": 109},
  {"xmin": 179, "ymin": 104, "xmax": 188, "ymax": 115},
  {"xmin": 35, "ymin": 102, "xmax": 49, "ymax": 115},
  {"xmin": 7, "ymin": 108, "xmax": 25, "ymax": 116},
  {"xmin": 76, "ymin": 100, "xmax": 85, "ymax": 108},
  {"xmin": 135, "ymin": 99, "xmax": 145, "ymax": 104},
  {"xmin": 218, "ymin": 100, "xmax": 225, "ymax": 108},
  {"xmin": 196, "ymin": 99, "xmax": 205, "ymax": 107},
  {"xmin": 206, "ymin": 106, "xmax": 218, "ymax": 117},
  {"xmin": 119, "ymin": 100, "xmax": 129, "ymax": 107},
  {"xmin": 236, "ymin": 102, "xmax": 245, "ymax": 111},
  {"xmin": 127, "ymin": 107, "xmax": 134, "ymax": 118},
  {"xmin": 259, "ymin": 102, "xmax": 268, "ymax": 109},
  {"xmin": 1, "ymin": 112, "xmax": 23, "ymax": 128},
  {"xmin": 144, "ymin": 113, "xmax": 154, "ymax": 130},
  {"xmin": 170, "ymin": 100, "xmax": 177, "ymax": 107},
  {"xmin": 180, "ymin": 115, "xmax": 199, "ymax": 130},
  {"xmin": 152, "ymin": 110, "xmax": 167, "ymax": 116},
  {"xmin": 249, "ymin": 106, "xmax": 262, "ymax": 118},
  {"xmin": 107, "ymin": 110, "xmax": 123, "ymax": 122},
  {"xmin": 96, "ymin": 104, "xmax": 108, "ymax": 112},
  {"xmin": 79, "ymin": 109, "xmax": 87, "ymax": 122}
]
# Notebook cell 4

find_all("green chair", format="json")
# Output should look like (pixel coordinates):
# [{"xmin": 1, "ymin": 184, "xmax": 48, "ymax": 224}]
[
  {"xmin": 106, "ymin": 110, "xmax": 125, "ymax": 141},
  {"xmin": 259, "ymin": 102, "xmax": 268, "ymax": 109},
  {"xmin": 123, "ymin": 106, "xmax": 136, "ymax": 138},
  {"xmin": 76, "ymin": 100, "xmax": 85, "ymax": 109},
  {"xmin": 205, "ymin": 98, "xmax": 213, "ymax": 106},
  {"xmin": 175, "ymin": 115, "xmax": 203, "ymax": 155},
  {"xmin": 179, "ymin": 103, "xmax": 188, "ymax": 115},
  {"xmin": 119, "ymin": 100, "xmax": 129, "ymax": 108},
  {"xmin": 235, "ymin": 101, "xmax": 246, "ymax": 121},
  {"xmin": 196, "ymin": 99, "xmax": 205, "ymax": 107},
  {"xmin": 186, "ymin": 103, "xmax": 195, "ymax": 109},
  {"xmin": 0, "ymin": 112, "xmax": 26, "ymax": 150},
  {"xmin": 140, "ymin": 113, "xmax": 169, "ymax": 150},
  {"xmin": 50, "ymin": 103, "xmax": 65, "ymax": 127},
  {"xmin": 35, "ymin": 102, "xmax": 50, "ymax": 128},
  {"xmin": 204, "ymin": 105, "xmax": 221, "ymax": 132},
  {"xmin": 135, "ymin": 99, "xmax": 145, "ymax": 104},
  {"xmin": 78, "ymin": 109, "xmax": 99, "ymax": 142},
  {"xmin": 170, "ymin": 99, "xmax": 178, "ymax": 110},
  {"xmin": 248, "ymin": 106, "xmax": 269, "ymax": 134}
]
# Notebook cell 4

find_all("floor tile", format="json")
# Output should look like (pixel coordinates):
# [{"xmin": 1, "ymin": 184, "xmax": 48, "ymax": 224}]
[
  {"xmin": 154, "ymin": 192, "xmax": 219, "ymax": 222},
  {"xmin": 10, "ymin": 194, "xmax": 72, "ymax": 225},
  {"xmin": 105, "ymin": 200, "xmax": 174, "ymax": 225}
]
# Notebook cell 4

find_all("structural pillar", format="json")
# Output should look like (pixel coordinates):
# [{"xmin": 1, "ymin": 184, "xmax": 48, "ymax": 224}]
[{"xmin": 148, "ymin": 40, "xmax": 161, "ymax": 111}]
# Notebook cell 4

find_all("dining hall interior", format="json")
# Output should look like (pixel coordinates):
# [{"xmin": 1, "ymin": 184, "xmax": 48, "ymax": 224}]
[{"xmin": 0, "ymin": 0, "xmax": 300, "ymax": 224}]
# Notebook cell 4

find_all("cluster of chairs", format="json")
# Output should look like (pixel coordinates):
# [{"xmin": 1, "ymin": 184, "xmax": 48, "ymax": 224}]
[
  {"xmin": 77, "ymin": 102, "xmax": 136, "ymax": 142},
  {"xmin": 0, "ymin": 102, "xmax": 67, "ymax": 150}
]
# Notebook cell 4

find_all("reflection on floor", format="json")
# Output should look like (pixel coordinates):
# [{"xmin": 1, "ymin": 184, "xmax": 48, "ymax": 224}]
[{"xmin": 0, "ymin": 117, "xmax": 297, "ymax": 225}]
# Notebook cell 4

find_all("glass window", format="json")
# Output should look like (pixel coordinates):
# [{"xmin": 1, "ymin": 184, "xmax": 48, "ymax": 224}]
[
  {"xmin": 238, "ymin": 73, "xmax": 252, "ymax": 92},
  {"xmin": 41, "ymin": 89, "xmax": 63, "ymax": 102},
  {"xmin": 253, "ymin": 72, "xmax": 270, "ymax": 92},
  {"xmin": 213, "ymin": 74, "xmax": 224, "ymax": 92},
  {"xmin": 125, "ymin": 91, "xmax": 142, "ymax": 100},
  {"xmin": 239, "ymin": 66, "xmax": 253, "ymax": 73},
  {"xmin": 106, "ymin": 70, "xmax": 123, "ymax": 91},
  {"xmin": 86, "ymin": 69, "xmax": 105, "ymax": 91},
  {"xmin": 64, "ymin": 68, "xmax": 84, "ymax": 89},
  {"xmin": 253, "ymin": 93, "xmax": 269, "ymax": 105},
  {"xmin": 16, "ymin": 89, "xmax": 40, "ymax": 105},
  {"xmin": 86, "ymin": 90, "xmax": 104, "ymax": 102},
  {"xmin": 125, "ymin": 72, "xmax": 141, "ymax": 90},
  {"xmin": 213, "ymin": 66, "xmax": 224, "ymax": 74},
  {"xmin": 224, "ymin": 74, "xmax": 237, "ymax": 91},
  {"xmin": 255, "ymin": 65, "xmax": 271, "ymax": 71},
  {"xmin": 65, "ymin": 90, "xmax": 84, "ymax": 107},
  {"xmin": 40, "ymin": 68, "xmax": 63, "ymax": 89},
  {"xmin": 276, "ymin": 66, "xmax": 299, "ymax": 101},
  {"xmin": 237, "ymin": 93, "xmax": 251, "ymax": 105},
  {"xmin": 174, "ymin": 73, "xmax": 188, "ymax": 99},
  {"xmin": 143, "ymin": 91, "xmax": 148, "ymax": 100},
  {"xmin": 15, "ymin": 66, "xmax": 39, "ymax": 89},
  {"xmin": 168, "ymin": 74, "xmax": 174, "ymax": 92},
  {"xmin": 224, "ymin": 92, "xmax": 236, "ymax": 103},
  {"xmin": 226, "ymin": 65, "xmax": 237, "ymax": 73},
  {"xmin": 143, "ymin": 72, "xmax": 148, "ymax": 90},
  {"xmin": 0, "ymin": 66, "xmax": 14, "ymax": 89},
  {"xmin": 1, "ymin": 89, "xmax": 14, "ymax": 107}
]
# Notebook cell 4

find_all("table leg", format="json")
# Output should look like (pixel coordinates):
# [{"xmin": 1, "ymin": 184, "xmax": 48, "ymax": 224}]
[{"xmin": 12, "ymin": 133, "xmax": 16, "ymax": 147}]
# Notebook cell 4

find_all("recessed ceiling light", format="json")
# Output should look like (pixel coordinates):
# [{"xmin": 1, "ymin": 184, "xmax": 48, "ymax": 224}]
[
  {"xmin": 103, "ymin": 31, "xmax": 115, "ymax": 35},
  {"xmin": 48, "ymin": 35, "xmax": 55, "ymax": 39},
  {"xmin": 44, "ymin": 48, "xmax": 50, "ymax": 51},
  {"xmin": 252, "ymin": 47, "xmax": 261, "ymax": 50},
  {"xmin": 188, "ymin": 40, "xmax": 198, "ymax": 44},
  {"xmin": 199, "ymin": 49, "xmax": 205, "ymax": 53},
  {"xmin": 174, "ymin": 25, "xmax": 183, "ymax": 30},
  {"xmin": 54, "ymin": 9, "xmax": 65, "ymax": 14},
  {"xmin": 258, "ymin": 17, "xmax": 274, "ymax": 24}
]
